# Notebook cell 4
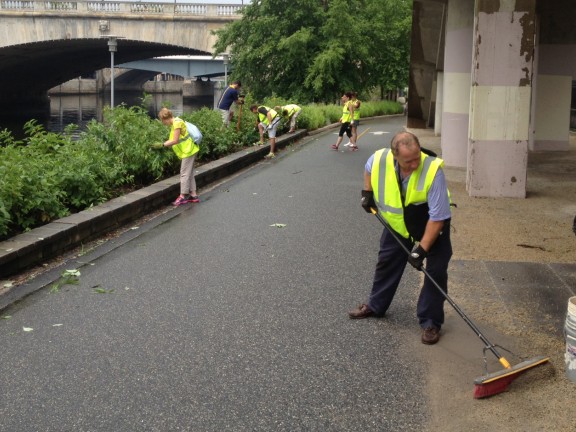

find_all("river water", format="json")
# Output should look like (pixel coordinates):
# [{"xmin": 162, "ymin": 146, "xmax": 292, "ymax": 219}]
[{"xmin": 1, "ymin": 92, "xmax": 214, "ymax": 140}]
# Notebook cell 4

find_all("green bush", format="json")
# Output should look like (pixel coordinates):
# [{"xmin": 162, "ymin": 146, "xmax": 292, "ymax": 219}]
[
  {"xmin": 0, "ymin": 144, "xmax": 69, "ymax": 235},
  {"xmin": 0, "ymin": 98, "xmax": 403, "ymax": 240}
]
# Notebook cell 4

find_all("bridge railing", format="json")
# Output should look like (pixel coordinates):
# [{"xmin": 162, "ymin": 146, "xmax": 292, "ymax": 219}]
[{"xmin": 0, "ymin": 0, "xmax": 244, "ymax": 16}]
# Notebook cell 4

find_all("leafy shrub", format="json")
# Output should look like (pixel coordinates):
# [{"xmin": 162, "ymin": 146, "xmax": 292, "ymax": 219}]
[
  {"xmin": 0, "ymin": 143, "xmax": 69, "ymax": 236},
  {"xmin": 0, "ymin": 98, "xmax": 403, "ymax": 240}
]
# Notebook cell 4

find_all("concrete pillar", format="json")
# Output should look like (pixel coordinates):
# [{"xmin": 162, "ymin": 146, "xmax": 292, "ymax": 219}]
[
  {"xmin": 407, "ymin": 0, "xmax": 446, "ymax": 128},
  {"xmin": 467, "ymin": 0, "xmax": 536, "ymax": 198},
  {"xmin": 434, "ymin": 71, "xmax": 443, "ymax": 136},
  {"xmin": 531, "ymin": 43, "xmax": 572, "ymax": 151},
  {"xmin": 440, "ymin": 0, "xmax": 474, "ymax": 167}
]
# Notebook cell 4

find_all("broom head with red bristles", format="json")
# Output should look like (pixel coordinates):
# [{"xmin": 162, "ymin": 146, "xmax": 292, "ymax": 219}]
[{"xmin": 473, "ymin": 355, "xmax": 550, "ymax": 399}]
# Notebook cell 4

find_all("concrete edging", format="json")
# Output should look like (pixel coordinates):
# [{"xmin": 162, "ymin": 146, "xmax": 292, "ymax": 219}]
[{"xmin": 0, "ymin": 129, "xmax": 308, "ymax": 280}]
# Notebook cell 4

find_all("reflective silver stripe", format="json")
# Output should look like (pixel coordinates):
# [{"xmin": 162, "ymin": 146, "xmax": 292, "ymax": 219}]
[
  {"xmin": 375, "ymin": 149, "xmax": 388, "ymax": 208},
  {"xmin": 416, "ymin": 156, "xmax": 434, "ymax": 191},
  {"xmin": 378, "ymin": 202, "xmax": 403, "ymax": 214},
  {"xmin": 375, "ymin": 149, "xmax": 403, "ymax": 215}
]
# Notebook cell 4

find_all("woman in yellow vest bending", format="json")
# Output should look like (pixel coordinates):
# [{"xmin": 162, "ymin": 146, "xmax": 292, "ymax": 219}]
[{"xmin": 154, "ymin": 107, "xmax": 200, "ymax": 205}]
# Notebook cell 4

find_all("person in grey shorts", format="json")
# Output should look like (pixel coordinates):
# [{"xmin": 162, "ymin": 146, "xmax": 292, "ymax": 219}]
[{"xmin": 216, "ymin": 80, "xmax": 242, "ymax": 126}]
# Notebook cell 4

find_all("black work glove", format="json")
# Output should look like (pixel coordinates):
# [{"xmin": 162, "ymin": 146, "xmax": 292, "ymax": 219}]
[
  {"xmin": 408, "ymin": 244, "xmax": 428, "ymax": 271},
  {"xmin": 361, "ymin": 190, "xmax": 376, "ymax": 213}
]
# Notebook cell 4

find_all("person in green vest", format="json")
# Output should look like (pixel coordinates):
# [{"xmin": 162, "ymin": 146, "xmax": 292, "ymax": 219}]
[
  {"xmin": 330, "ymin": 92, "xmax": 357, "ymax": 151},
  {"xmin": 250, "ymin": 105, "xmax": 281, "ymax": 159},
  {"xmin": 345, "ymin": 91, "xmax": 361, "ymax": 148},
  {"xmin": 151, "ymin": 107, "xmax": 200, "ymax": 205},
  {"xmin": 275, "ymin": 104, "xmax": 302, "ymax": 133},
  {"xmin": 349, "ymin": 131, "xmax": 452, "ymax": 345}
]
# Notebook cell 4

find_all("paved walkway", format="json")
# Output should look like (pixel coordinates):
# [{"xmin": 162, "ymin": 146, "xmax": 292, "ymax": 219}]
[
  {"xmin": 0, "ymin": 117, "xmax": 575, "ymax": 431},
  {"xmin": 2, "ymin": 118, "xmax": 575, "ymax": 346}
]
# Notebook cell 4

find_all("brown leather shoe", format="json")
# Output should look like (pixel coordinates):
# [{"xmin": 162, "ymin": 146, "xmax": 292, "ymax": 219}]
[
  {"xmin": 421, "ymin": 327, "xmax": 440, "ymax": 345},
  {"xmin": 348, "ymin": 304, "xmax": 375, "ymax": 319}
]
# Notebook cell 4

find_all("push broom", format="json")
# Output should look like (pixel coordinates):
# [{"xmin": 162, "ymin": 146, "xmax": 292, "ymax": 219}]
[{"xmin": 370, "ymin": 209, "xmax": 550, "ymax": 398}]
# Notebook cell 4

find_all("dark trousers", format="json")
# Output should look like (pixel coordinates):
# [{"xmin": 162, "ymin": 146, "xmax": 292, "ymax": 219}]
[{"xmin": 367, "ymin": 224, "xmax": 452, "ymax": 329}]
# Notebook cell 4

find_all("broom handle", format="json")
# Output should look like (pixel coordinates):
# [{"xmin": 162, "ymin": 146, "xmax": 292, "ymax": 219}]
[{"xmin": 371, "ymin": 209, "xmax": 511, "ymax": 368}]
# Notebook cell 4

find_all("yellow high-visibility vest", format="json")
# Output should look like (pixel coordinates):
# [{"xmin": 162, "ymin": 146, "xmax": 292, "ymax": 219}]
[
  {"xmin": 371, "ymin": 148, "xmax": 444, "ymax": 238},
  {"xmin": 340, "ymin": 101, "xmax": 352, "ymax": 123},
  {"xmin": 257, "ymin": 106, "xmax": 279, "ymax": 126},
  {"xmin": 282, "ymin": 104, "xmax": 301, "ymax": 117},
  {"xmin": 352, "ymin": 99, "xmax": 360, "ymax": 120},
  {"xmin": 171, "ymin": 118, "xmax": 199, "ymax": 159}
]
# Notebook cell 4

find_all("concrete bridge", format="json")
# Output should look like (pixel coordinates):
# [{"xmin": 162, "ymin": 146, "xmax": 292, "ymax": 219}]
[
  {"xmin": 0, "ymin": 0, "xmax": 243, "ymax": 104},
  {"xmin": 48, "ymin": 55, "xmax": 231, "ymax": 102}
]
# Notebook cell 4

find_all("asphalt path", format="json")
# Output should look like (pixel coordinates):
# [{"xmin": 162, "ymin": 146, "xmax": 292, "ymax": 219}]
[{"xmin": 0, "ymin": 116, "xmax": 432, "ymax": 431}]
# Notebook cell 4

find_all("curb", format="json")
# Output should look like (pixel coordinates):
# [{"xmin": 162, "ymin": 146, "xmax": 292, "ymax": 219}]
[{"xmin": 0, "ymin": 129, "xmax": 308, "ymax": 281}]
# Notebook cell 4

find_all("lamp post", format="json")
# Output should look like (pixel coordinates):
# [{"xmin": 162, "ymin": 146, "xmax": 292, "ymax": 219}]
[
  {"xmin": 222, "ymin": 53, "xmax": 229, "ymax": 88},
  {"xmin": 107, "ymin": 37, "xmax": 118, "ymax": 108},
  {"xmin": 100, "ymin": 35, "xmax": 124, "ymax": 108}
]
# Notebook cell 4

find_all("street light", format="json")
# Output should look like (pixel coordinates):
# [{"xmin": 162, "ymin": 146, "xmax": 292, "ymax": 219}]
[
  {"xmin": 222, "ymin": 53, "xmax": 229, "ymax": 88},
  {"xmin": 101, "ymin": 35, "xmax": 124, "ymax": 108}
]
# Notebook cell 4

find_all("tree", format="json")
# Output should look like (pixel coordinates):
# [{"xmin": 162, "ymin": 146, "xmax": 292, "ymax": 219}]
[{"xmin": 212, "ymin": 0, "xmax": 412, "ymax": 103}]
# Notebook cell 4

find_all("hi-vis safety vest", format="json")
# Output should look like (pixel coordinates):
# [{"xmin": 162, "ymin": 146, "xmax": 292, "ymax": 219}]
[
  {"xmin": 340, "ymin": 101, "xmax": 352, "ymax": 123},
  {"xmin": 171, "ymin": 117, "xmax": 199, "ymax": 160},
  {"xmin": 352, "ymin": 99, "xmax": 360, "ymax": 120},
  {"xmin": 282, "ymin": 104, "xmax": 301, "ymax": 117},
  {"xmin": 371, "ymin": 148, "xmax": 445, "ymax": 239},
  {"xmin": 257, "ymin": 106, "xmax": 279, "ymax": 126}
]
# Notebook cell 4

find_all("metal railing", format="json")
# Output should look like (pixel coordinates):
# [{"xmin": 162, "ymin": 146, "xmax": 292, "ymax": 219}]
[{"xmin": 0, "ymin": 0, "xmax": 244, "ymax": 16}]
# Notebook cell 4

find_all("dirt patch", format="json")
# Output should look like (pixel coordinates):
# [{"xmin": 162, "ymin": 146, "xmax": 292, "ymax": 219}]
[{"xmin": 413, "ymin": 128, "xmax": 576, "ymax": 432}]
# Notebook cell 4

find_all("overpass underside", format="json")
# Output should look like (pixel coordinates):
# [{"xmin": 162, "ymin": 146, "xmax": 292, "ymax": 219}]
[
  {"xmin": 0, "ymin": 0, "xmax": 240, "ymax": 110},
  {"xmin": 409, "ymin": 0, "xmax": 576, "ymax": 198},
  {"xmin": 0, "ymin": 39, "xmax": 205, "ymax": 105}
]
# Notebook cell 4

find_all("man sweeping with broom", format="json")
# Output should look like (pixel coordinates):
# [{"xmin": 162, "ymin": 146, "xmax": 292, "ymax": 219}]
[
  {"xmin": 349, "ymin": 131, "xmax": 452, "ymax": 345},
  {"xmin": 350, "ymin": 131, "xmax": 549, "ymax": 398}
]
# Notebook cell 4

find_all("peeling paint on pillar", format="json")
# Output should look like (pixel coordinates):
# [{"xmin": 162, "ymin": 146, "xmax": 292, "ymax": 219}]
[
  {"xmin": 519, "ymin": 9, "xmax": 535, "ymax": 69},
  {"xmin": 477, "ymin": 0, "xmax": 500, "ymax": 15},
  {"xmin": 467, "ymin": 0, "xmax": 535, "ymax": 198},
  {"xmin": 520, "ymin": 67, "xmax": 531, "ymax": 86}
]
